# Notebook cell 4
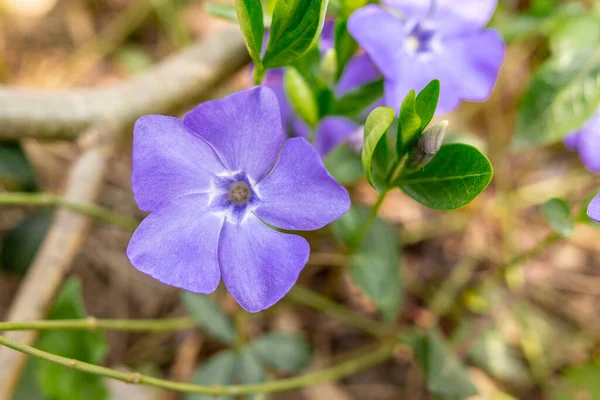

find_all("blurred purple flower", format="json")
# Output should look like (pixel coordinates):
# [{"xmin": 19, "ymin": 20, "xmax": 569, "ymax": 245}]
[
  {"xmin": 127, "ymin": 87, "xmax": 350, "ymax": 312},
  {"xmin": 589, "ymin": 193, "xmax": 600, "ymax": 222},
  {"xmin": 348, "ymin": 0, "xmax": 505, "ymax": 114},
  {"xmin": 564, "ymin": 110, "xmax": 600, "ymax": 173}
]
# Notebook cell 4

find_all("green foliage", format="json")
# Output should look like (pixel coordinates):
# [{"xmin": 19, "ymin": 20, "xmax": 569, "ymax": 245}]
[
  {"xmin": 283, "ymin": 67, "xmax": 319, "ymax": 127},
  {"xmin": 0, "ymin": 210, "xmax": 52, "ymax": 275},
  {"xmin": 181, "ymin": 292, "xmax": 237, "ymax": 344},
  {"xmin": 541, "ymin": 198, "xmax": 574, "ymax": 237},
  {"xmin": 396, "ymin": 90, "xmax": 422, "ymax": 157},
  {"xmin": 262, "ymin": 0, "xmax": 330, "ymax": 68},
  {"xmin": 333, "ymin": 207, "xmax": 403, "ymax": 321},
  {"xmin": 235, "ymin": 0, "xmax": 264, "ymax": 64},
  {"xmin": 186, "ymin": 351, "xmax": 239, "ymax": 400},
  {"xmin": 331, "ymin": 79, "xmax": 384, "ymax": 118},
  {"xmin": 0, "ymin": 142, "xmax": 36, "ymax": 191},
  {"xmin": 514, "ymin": 14, "xmax": 600, "ymax": 148},
  {"xmin": 333, "ymin": 19, "xmax": 358, "ymax": 81},
  {"xmin": 237, "ymin": 348, "xmax": 266, "ymax": 400},
  {"xmin": 415, "ymin": 80, "xmax": 440, "ymax": 131},
  {"xmin": 395, "ymin": 144, "xmax": 494, "ymax": 210},
  {"xmin": 408, "ymin": 329, "xmax": 478, "ymax": 399},
  {"xmin": 324, "ymin": 144, "xmax": 364, "ymax": 185},
  {"xmin": 361, "ymin": 106, "xmax": 395, "ymax": 193},
  {"xmin": 204, "ymin": 3, "xmax": 238, "ymax": 22},
  {"xmin": 36, "ymin": 278, "xmax": 108, "ymax": 400},
  {"xmin": 548, "ymin": 363, "xmax": 600, "ymax": 400},
  {"xmin": 250, "ymin": 334, "xmax": 312, "ymax": 373}
]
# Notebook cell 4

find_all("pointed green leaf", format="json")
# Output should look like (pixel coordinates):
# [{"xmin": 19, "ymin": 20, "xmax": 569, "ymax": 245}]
[
  {"xmin": 514, "ymin": 15, "xmax": 600, "ymax": 148},
  {"xmin": 415, "ymin": 80, "xmax": 440, "ymax": 131},
  {"xmin": 541, "ymin": 198, "xmax": 574, "ymax": 237},
  {"xmin": 181, "ymin": 292, "xmax": 237, "ymax": 344},
  {"xmin": 238, "ymin": 348, "xmax": 266, "ymax": 400},
  {"xmin": 204, "ymin": 3, "xmax": 238, "ymax": 22},
  {"xmin": 250, "ymin": 334, "xmax": 311, "ymax": 373},
  {"xmin": 263, "ymin": 0, "xmax": 330, "ymax": 68},
  {"xmin": 395, "ymin": 144, "xmax": 493, "ymax": 210},
  {"xmin": 396, "ymin": 90, "xmax": 422, "ymax": 157},
  {"xmin": 186, "ymin": 351, "xmax": 239, "ymax": 400},
  {"xmin": 283, "ymin": 67, "xmax": 319, "ymax": 127},
  {"xmin": 36, "ymin": 278, "xmax": 108, "ymax": 400},
  {"xmin": 334, "ymin": 18, "xmax": 358, "ymax": 81},
  {"xmin": 362, "ymin": 106, "xmax": 395, "ymax": 192},
  {"xmin": 0, "ymin": 142, "xmax": 36, "ymax": 191},
  {"xmin": 1, "ymin": 211, "xmax": 53, "ymax": 275},
  {"xmin": 235, "ymin": 0, "xmax": 264, "ymax": 64},
  {"xmin": 332, "ymin": 79, "xmax": 384, "ymax": 117},
  {"xmin": 324, "ymin": 144, "xmax": 364, "ymax": 185},
  {"xmin": 350, "ymin": 214, "xmax": 403, "ymax": 321},
  {"xmin": 332, "ymin": 207, "xmax": 403, "ymax": 321},
  {"xmin": 425, "ymin": 329, "xmax": 478, "ymax": 398}
]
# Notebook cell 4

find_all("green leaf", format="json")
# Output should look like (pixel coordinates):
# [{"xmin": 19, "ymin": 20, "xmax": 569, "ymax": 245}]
[
  {"xmin": 36, "ymin": 278, "xmax": 108, "ymax": 400},
  {"xmin": 348, "ymin": 211, "xmax": 403, "ymax": 321},
  {"xmin": 334, "ymin": 18, "xmax": 358, "ymax": 81},
  {"xmin": 362, "ymin": 106, "xmax": 395, "ymax": 192},
  {"xmin": 339, "ymin": 0, "xmax": 369, "ymax": 19},
  {"xmin": 395, "ymin": 143, "xmax": 494, "ymax": 210},
  {"xmin": 204, "ymin": 3, "xmax": 238, "ymax": 22},
  {"xmin": 13, "ymin": 360, "xmax": 46, "ymax": 400},
  {"xmin": 332, "ymin": 79, "xmax": 384, "ymax": 117},
  {"xmin": 514, "ymin": 15, "xmax": 600, "ymax": 148},
  {"xmin": 396, "ymin": 90, "xmax": 422, "ymax": 157},
  {"xmin": 238, "ymin": 347, "xmax": 266, "ymax": 400},
  {"xmin": 331, "ymin": 204, "xmax": 365, "ymax": 245},
  {"xmin": 283, "ymin": 67, "xmax": 319, "ymax": 127},
  {"xmin": 548, "ymin": 363, "xmax": 600, "ymax": 400},
  {"xmin": 415, "ymin": 80, "xmax": 440, "ymax": 131},
  {"xmin": 541, "ymin": 198, "xmax": 574, "ymax": 237},
  {"xmin": 250, "ymin": 334, "xmax": 311, "ymax": 373},
  {"xmin": 186, "ymin": 351, "xmax": 239, "ymax": 400},
  {"xmin": 262, "ymin": 0, "xmax": 330, "ymax": 68},
  {"xmin": 235, "ymin": 0, "xmax": 264, "ymax": 64},
  {"xmin": 0, "ymin": 142, "xmax": 36, "ymax": 191},
  {"xmin": 324, "ymin": 144, "xmax": 364, "ymax": 184},
  {"xmin": 1, "ymin": 211, "xmax": 53, "ymax": 275},
  {"xmin": 181, "ymin": 292, "xmax": 237, "ymax": 344},
  {"xmin": 424, "ymin": 329, "xmax": 478, "ymax": 398}
]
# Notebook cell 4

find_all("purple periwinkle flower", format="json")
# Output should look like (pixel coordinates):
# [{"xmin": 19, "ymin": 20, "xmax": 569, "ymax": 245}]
[
  {"xmin": 564, "ymin": 110, "xmax": 600, "ymax": 173},
  {"xmin": 126, "ymin": 87, "xmax": 350, "ymax": 312},
  {"xmin": 348, "ymin": 0, "xmax": 505, "ymax": 114},
  {"xmin": 589, "ymin": 193, "xmax": 600, "ymax": 223}
]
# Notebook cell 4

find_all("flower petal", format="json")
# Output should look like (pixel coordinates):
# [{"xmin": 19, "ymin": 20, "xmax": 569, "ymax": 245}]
[
  {"xmin": 578, "ymin": 127, "xmax": 600, "ymax": 173},
  {"xmin": 336, "ymin": 54, "xmax": 381, "ymax": 97},
  {"xmin": 184, "ymin": 87, "xmax": 284, "ymax": 183},
  {"xmin": 588, "ymin": 193, "xmax": 600, "ymax": 222},
  {"xmin": 435, "ymin": 30, "xmax": 505, "ymax": 103},
  {"xmin": 564, "ymin": 132, "xmax": 581, "ymax": 150},
  {"xmin": 383, "ymin": 0, "xmax": 497, "ymax": 34},
  {"xmin": 218, "ymin": 215, "xmax": 309, "ymax": 312},
  {"xmin": 127, "ymin": 194, "xmax": 223, "ymax": 293},
  {"xmin": 348, "ymin": 5, "xmax": 405, "ymax": 79},
  {"xmin": 255, "ymin": 137, "xmax": 350, "ymax": 230},
  {"xmin": 315, "ymin": 117, "xmax": 360, "ymax": 156},
  {"xmin": 132, "ymin": 115, "xmax": 226, "ymax": 212}
]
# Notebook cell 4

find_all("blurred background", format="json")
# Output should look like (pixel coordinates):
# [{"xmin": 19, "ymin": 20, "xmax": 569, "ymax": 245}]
[{"xmin": 0, "ymin": 0, "xmax": 599, "ymax": 399}]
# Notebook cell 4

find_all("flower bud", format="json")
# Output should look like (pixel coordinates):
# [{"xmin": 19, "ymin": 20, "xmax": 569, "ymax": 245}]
[
  {"xmin": 408, "ymin": 120, "xmax": 448, "ymax": 168},
  {"xmin": 320, "ymin": 49, "xmax": 338, "ymax": 86}
]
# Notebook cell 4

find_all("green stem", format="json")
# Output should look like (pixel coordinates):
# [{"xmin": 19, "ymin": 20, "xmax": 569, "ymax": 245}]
[
  {"xmin": 352, "ymin": 190, "xmax": 389, "ymax": 248},
  {"xmin": 288, "ymin": 286, "xmax": 394, "ymax": 338},
  {"xmin": 253, "ymin": 63, "xmax": 266, "ymax": 86},
  {"xmin": 0, "ymin": 334, "xmax": 394, "ymax": 395},
  {"xmin": 0, "ymin": 317, "xmax": 195, "ymax": 332},
  {"xmin": 0, "ymin": 192, "xmax": 139, "ymax": 231}
]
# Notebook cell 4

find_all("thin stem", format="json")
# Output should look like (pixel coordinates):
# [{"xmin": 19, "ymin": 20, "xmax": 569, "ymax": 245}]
[
  {"xmin": 352, "ymin": 190, "xmax": 389, "ymax": 248},
  {"xmin": 288, "ymin": 286, "xmax": 395, "ymax": 338},
  {"xmin": 253, "ymin": 63, "xmax": 266, "ymax": 85},
  {"xmin": 0, "ymin": 317, "xmax": 195, "ymax": 332},
  {"xmin": 0, "ymin": 334, "xmax": 394, "ymax": 395},
  {"xmin": 0, "ymin": 192, "xmax": 138, "ymax": 231}
]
